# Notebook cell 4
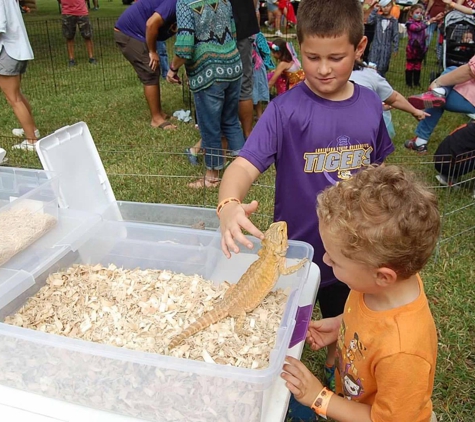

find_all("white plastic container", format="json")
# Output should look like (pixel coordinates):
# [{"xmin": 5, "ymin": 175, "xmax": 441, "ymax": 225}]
[
  {"xmin": 0, "ymin": 219, "xmax": 314, "ymax": 422},
  {"xmin": 0, "ymin": 123, "xmax": 319, "ymax": 421},
  {"xmin": 36, "ymin": 122, "xmax": 220, "ymax": 230},
  {"xmin": 0, "ymin": 167, "xmax": 102, "ymax": 312},
  {"xmin": 0, "ymin": 168, "xmax": 59, "ymax": 263}
]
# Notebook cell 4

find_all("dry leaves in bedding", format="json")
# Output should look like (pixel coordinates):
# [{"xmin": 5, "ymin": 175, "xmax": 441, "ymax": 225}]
[
  {"xmin": 0, "ymin": 208, "xmax": 57, "ymax": 266},
  {"xmin": 5, "ymin": 264, "xmax": 289, "ymax": 369}
]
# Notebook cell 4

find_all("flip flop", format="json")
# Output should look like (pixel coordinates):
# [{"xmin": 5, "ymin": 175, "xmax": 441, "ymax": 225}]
[
  {"xmin": 188, "ymin": 177, "xmax": 220, "ymax": 189},
  {"xmin": 157, "ymin": 121, "xmax": 176, "ymax": 130}
]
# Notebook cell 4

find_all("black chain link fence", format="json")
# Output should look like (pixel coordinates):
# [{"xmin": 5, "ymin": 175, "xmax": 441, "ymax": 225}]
[
  {"xmin": 22, "ymin": 17, "xmax": 178, "ymax": 98},
  {"xmin": 21, "ymin": 17, "xmax": 446, "ymax": 99}
]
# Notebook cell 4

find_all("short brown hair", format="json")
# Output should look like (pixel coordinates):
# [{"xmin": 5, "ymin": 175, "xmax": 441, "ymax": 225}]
[
  {"xmin": 317, "ymin": 165, "xmax": 440, "ymax": 279},
  {"xmin": 409, "ymin": 3, "xmax": 425, "ymax": 16},
  {"xmin": 297, "ymin": 0, "xmax": 364, "ymax": 48}
]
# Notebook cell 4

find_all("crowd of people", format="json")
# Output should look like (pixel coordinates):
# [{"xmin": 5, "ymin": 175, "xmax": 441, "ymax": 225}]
[{"xmin": 1, "ymin": 0, "xmax": 475, "ymax": 420}]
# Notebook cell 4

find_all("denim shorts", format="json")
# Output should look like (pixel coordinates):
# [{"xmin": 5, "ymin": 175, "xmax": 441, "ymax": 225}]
[
  {"xmin": 267, "ymin": 1, "xmax": 278, "ymax": 12},
  {"xmin": 0, "ymin": 47, "xmax": 28, "ymax": 76}
]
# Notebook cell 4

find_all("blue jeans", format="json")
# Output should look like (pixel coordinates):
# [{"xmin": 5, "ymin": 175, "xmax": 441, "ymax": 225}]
[
  {"xmin": 415, "ymin": 66, "xmax": 475, "ymax": 141},
  {"xmin": 156, "ymin": 41, "xmax": 169, "ymax": 79},
  {"xmin": 193, "ymin": 79, "xmax": 245, "ymax": 170}
]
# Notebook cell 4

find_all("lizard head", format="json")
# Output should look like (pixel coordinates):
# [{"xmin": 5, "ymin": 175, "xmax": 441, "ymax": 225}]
[{"xmin": 262, "ymin": 221, "xmax": 288, "ymax": 256}]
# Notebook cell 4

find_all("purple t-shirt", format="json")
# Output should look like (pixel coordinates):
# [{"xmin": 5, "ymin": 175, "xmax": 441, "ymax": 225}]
[
  {"xmin": 115, "ymin": 0, "xmax": 177, "ymax": 42},
  {"xmin": 240, "ymin": 82, "xmax": 394, "ymax": 288}
]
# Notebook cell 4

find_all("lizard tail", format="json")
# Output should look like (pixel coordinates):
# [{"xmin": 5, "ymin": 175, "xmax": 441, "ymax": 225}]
[{"xmin": 168, "ymin": 307, "xmax": 228, "ymax": 350}]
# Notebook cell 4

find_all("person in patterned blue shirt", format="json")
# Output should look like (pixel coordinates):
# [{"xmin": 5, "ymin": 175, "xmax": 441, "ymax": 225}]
[{"xmin": 167, "ymin": 0, "xmax": 245, "ymax": 189}]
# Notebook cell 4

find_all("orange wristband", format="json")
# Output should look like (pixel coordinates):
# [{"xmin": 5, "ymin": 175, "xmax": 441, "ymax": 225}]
[
  {"xmin": 216, "ymin": 197, "xmax": 241, "ymax": 217},
  {"xmin": 311, "ymin": 387, "xmax": 334, "ymax": 419}
]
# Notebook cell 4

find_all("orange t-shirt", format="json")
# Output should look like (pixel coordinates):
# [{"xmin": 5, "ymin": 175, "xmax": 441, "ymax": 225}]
[{"xmin": 335, "ymin": 275, "xmax": 437, "ymax": 422}]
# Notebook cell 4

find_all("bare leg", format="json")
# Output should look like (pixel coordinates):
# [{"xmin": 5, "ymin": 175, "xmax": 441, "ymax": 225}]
[
  {"xmin": 190, "ymin": 139, "xmax": 201, "ymax": 154},
  {"xmin": 66, "ymin": 39, "xmax": 75, "ymax": 60},
  {"xmin": 20, "ymin": 91, "xmax": 33, "ymax": 116},
  {"xmin": 189, "ymin": 138, "xmax": 226, "ymax": 155},
  {"xmin": 238, "ymin": 99, "xmax": 254, "ymax": 139},
  {"xmin": 281, "ymin": 7, "xmax": 288, "ymax": 28},
  {"xmin": 326, "ymin": 342, "xmax": 337, "ymax": 367},
  {"xmin": 274, "ymin": 10, "xmax": 282, "ymax": 33},
  {"xmin": 144, "ymin": 84, "xmax": 176, "ymax": 129},
  {"xmin": 266, "ymin": 10, "xmax": 275, "ymax": 26},
  {"xmin": 255, "ymin": 102, "xmax": 263, "ymax": 119},
  {"xmin": 0, "ymin": 75, "xmax": 37, "ymax": 143},
  {"xmin": 205, "ymin": 169, "xmax": 219, "ymax": 180},
  {"xmin": 84, "ymin": 38, "xmax": 94, "ymax": 59}
]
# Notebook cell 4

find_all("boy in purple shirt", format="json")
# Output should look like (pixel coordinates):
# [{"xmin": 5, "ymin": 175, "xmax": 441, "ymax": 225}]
[
  {"xmin": 217, "ymin": 0, "xmax": 394, "ymax": 400},
  {"xmin": 114, "ymin": 0, "xmax": 177, "ymax": 129}
]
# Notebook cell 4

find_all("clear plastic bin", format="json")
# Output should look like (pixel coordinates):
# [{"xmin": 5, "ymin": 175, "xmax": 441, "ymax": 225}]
[
  {"xmin": 0, "ymin": 220, "xmax": 314, "ymax": 422},
  {"xmin": 0, "ymin": 168, "xmax": 59, "ymax": 267},
  {"xmin": 0, "ymin": 168, "xmax": 58, "ymax": 216},
  {"xmin": 36, "ymin": 123, "xmax": 222, "ymax": 230},
  {"xmin": 102, "ymin": 201, "xmax": 220, "ymax": 230}
]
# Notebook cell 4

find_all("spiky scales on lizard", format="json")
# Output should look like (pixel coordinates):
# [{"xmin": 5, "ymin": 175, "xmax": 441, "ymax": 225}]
[{"xmin": 168, "ymin": 221, "xmax": 308, "ymax": 349}]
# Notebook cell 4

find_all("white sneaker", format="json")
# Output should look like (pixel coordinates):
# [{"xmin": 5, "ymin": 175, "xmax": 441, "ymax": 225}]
[
  {"xmin": 12, "ymin": 128, "xmax": 41, "ymax": 138},
  {"xmin": 275, "ymin": 30, "xmax": 283, "ymax": 37},
  {"xmin": 12, "ymin": 140, "xmax": 36, "ymax": 151},
  {"xmin": 435, "ymin": 174, "xmax": 460, "ymax": 189},
  {"xmin": 0, "ymin": 148, "xmax": 6, "ymax": 164}
]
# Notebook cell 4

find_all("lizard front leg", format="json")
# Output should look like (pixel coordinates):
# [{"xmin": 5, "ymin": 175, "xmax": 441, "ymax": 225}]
[
  {"xmin": 278, "ymin": 258, "xmax": 308, "ymax": 275},
  {"xmin": 229, "ymin": 309, "xmax": 250, "ymax": 335}
]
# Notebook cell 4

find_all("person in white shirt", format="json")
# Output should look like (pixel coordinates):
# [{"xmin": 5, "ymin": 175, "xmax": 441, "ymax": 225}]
[{"xmin": 0, "ymin": 0, "xmax": 39, "ymax": 151}]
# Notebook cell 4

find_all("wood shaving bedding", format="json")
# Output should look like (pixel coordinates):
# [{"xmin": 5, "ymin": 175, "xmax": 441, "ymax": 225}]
[
  {"xmin": 0, "ymin": 208, "xmax": 57, "ymax": 266},
  {"xmin": 5, "ymin": 264, "xmax": 289, "ymax": 369}
]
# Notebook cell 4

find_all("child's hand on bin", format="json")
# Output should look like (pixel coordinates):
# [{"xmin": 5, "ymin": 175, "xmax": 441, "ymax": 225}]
[{"xmin": 282, "ymin": 356, "xmax": 324, "ymax": 407}]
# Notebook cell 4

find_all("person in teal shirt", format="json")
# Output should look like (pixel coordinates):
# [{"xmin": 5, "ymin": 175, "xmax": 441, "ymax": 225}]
[{"xmin": 167, "ymin": 0, "xmax": 245, "ymax": 189}]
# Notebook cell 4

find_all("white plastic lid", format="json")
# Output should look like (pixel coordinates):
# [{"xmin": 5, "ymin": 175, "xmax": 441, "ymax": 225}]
[{"xmin": 36, "ymin": 122, "xmax": 116, "ymax": 214}]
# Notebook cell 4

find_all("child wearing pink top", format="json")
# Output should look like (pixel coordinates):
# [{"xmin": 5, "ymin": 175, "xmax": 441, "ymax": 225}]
[
  {"xmin": 405, "ymin": 55, "xmax": 475, "ymax": 154},
  {"xmin": 59, "ymin": 0, "xmax": 97, "ymax": 66}
]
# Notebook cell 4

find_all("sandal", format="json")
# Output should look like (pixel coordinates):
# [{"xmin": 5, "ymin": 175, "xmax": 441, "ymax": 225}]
[
  {"xmin": 188, "ymin": 177, "xmax": 220, "ymax": 189},
  {"xmin": 156, "ymin": 121, "xmax": 176, "ymax": 130}
]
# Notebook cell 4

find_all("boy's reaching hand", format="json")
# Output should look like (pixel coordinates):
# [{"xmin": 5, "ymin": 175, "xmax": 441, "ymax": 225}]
[
  {"xmin": 219, "ymin": 200, "xmax": 264, "ymax": 258},
  {"xmin": 282, "ymin": 356, "xmax": 324, "ymax": 407},
  {"xmin": 306, "ymin": 316, "xmax": 342, "ymax": 351},
  {"xmin": 412, "ymin": 109, "xmax": 430, "ymax": 121}
]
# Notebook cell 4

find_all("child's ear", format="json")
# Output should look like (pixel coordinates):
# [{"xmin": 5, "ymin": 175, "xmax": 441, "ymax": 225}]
[
  {"xmin": 355, "ymin": 36, "xmax": 368, "ymax": 61},
  {"xmin": 374, "ymin": 267, "xmax": 398, "ymax": 287}
]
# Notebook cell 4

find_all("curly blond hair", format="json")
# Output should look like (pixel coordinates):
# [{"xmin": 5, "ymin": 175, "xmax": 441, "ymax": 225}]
[{"xmin": 317, "ymin": 165, "xmax": 440, "ymax": 279}]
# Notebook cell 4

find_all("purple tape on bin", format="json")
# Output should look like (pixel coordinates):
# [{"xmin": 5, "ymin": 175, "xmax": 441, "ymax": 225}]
[{"xmin": 289, "ymin": 304, "xmax": 313, "ymax": 348}]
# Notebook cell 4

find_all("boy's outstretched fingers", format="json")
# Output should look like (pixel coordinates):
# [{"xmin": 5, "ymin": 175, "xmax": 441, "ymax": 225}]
[
  {"xmin": 219, "ymin": 200, "xmax": 264, "ymax": 258},
  {"xmin": 281, "ymin": 356, "xmax": 324, "ymax": 407}
]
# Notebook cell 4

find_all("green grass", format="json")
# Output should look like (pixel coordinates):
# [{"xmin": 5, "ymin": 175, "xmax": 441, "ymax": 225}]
[{"xmin": 1, "ymin": 1, "xmax": 474, "ymax": 420}]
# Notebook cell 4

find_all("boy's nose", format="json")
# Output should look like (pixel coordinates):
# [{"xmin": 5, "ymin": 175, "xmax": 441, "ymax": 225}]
[{"xmin": 318, "ymin": 62, "xmax": 332, "ymax": 76}]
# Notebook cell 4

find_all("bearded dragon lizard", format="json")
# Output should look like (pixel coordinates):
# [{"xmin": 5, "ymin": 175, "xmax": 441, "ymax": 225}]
[{"xmin": 168, "ymin": 221, "xmax": 308, "ymax": 349}]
